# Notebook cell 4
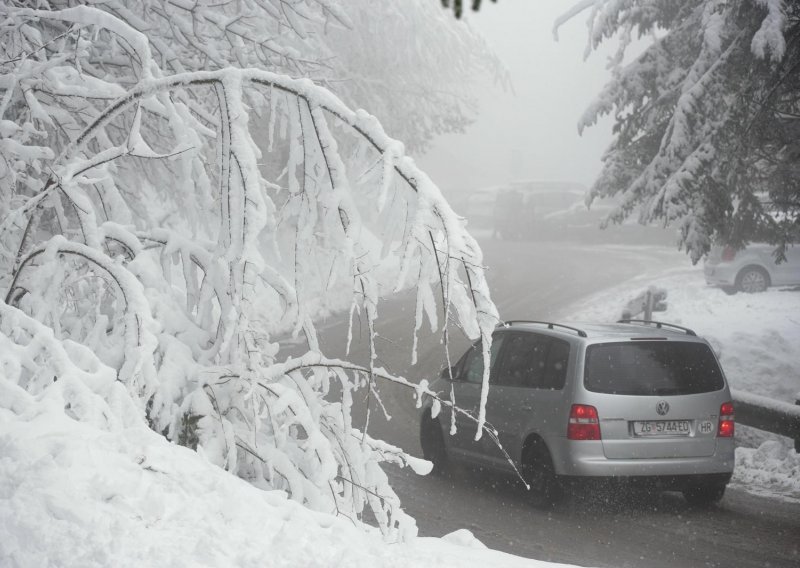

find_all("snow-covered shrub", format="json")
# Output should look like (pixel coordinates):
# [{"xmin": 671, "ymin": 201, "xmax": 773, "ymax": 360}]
[{"xmin": 0, "ymin": 3, "xmax": 499, "ymax": 539}]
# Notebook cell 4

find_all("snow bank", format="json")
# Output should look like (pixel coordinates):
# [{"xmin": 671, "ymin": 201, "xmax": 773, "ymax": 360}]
[
  {"xmin": 562, "ymin": 262, "xmax": 800, "ymax": 502},
  {"xmin": 0, "ymin": 381, "xmax": 579, "ymax": 568},
  {"xmin": 734, "ymin": 442, "xmax": 800, "ymax": 502}
]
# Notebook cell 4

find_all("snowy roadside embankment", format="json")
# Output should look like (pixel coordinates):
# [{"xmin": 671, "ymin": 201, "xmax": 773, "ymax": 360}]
[
  {"xmin": 0, "ymin": 365, "xmax": 579, "ymax": 568},
  {"xmin": 562, "ymin": 262, "xmax": 800, "ymax": 502}
]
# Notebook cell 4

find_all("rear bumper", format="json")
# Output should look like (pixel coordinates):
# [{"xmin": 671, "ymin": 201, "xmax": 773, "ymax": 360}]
[
  {"xmin": 552, "ymin": 439, "xmax": 735, "ymax": 478},
  {"xmin": 560, "ymin": 472, "xmax": 732, "ymax": 491}
]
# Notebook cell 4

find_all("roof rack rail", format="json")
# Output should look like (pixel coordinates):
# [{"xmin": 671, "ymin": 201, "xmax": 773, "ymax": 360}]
[
  {"xmin": 498, "ymin": 320, "xmax": 587, "ymax": 338},
  {"xmin": 617, "ymin": 319, "xmax": 697, "ymax": 336}
]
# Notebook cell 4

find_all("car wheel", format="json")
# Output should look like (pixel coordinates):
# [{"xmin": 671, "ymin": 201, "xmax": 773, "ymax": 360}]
[
  {"xmin": 736, "ymin": 266, "xmax": 770, "ymax": 293},
  {"xmin": 682, "ymin": 483, "xmax": 726, "ymax": 507},
  {"xmin": 420, "ymin": 414, "xmax": 448, "ymax": 475},
  {"xmin": 721, "ymin": 286, "xmax": 737, "ymax": 296},
  {"xmin": 521, "ymin": 443, "xmax": 563, "ymax": 507}
]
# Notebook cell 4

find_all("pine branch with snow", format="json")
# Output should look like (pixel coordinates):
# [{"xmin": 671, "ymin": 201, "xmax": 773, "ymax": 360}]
[
  {"xmin": 0, "ymin": 2, "xmax": 500, "ymax": 540},
  {"xmin": 558, "ymin": 0, "xmax": 800, "ymax": 262}
]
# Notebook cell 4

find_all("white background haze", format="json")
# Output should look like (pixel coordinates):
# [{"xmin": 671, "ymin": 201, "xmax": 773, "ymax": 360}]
[{"xmin": 419, "ymin": 0, "xmax": 619, "ymax": 192}]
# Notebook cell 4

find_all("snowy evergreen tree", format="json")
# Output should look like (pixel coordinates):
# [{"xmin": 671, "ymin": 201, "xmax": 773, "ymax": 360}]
[
  {"xmin": 0, "ymin": 1, "xmax": 500, "ymax": 539},
  {"xmin": 558, "ymin": 0, "xmax": 799, "ymax": 262}
]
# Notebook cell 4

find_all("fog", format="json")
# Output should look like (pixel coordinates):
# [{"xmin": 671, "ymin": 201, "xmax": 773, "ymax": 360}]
[{"xmin": 418, "ymin": 0, "xmax": 617, "ymax": 195}]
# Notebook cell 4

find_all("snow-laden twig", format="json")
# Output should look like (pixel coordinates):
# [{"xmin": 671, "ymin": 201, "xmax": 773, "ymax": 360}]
[{"xmin": 0, "ymin": 6, "xmax": 499, "ymax": 539}]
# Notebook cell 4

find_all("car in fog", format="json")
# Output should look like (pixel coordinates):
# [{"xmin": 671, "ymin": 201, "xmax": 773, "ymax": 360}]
[
  {"xmin": 704, "ymin": 243, "xmax": 800, "ymax": 293},
  {"xmin": 420, "ymin": 320, "xmax": 735, "ymax": 507}
]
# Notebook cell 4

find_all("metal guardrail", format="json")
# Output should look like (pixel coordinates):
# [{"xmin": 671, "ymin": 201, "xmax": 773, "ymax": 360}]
[{"xmin": 731, "ymin": 389, "xmax": 800, "ymax": 452}]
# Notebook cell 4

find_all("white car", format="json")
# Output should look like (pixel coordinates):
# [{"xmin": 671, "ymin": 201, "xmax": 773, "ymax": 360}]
[{"xmin": 704, "ymin": 243, "xmax": 800, "ymax": 293}]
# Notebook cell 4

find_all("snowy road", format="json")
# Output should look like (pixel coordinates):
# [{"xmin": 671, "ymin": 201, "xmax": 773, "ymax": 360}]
[{"xmin": 309, "ymin": 239, "xmax": 800, "ymax": 568}]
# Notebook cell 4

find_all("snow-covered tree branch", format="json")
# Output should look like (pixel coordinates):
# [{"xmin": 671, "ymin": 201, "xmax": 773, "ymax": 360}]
[
  {"xmin": 558, "ymin": 0, "xmax": 800, "ymax": 262},
  {"xmin": 0, "ymin": 1, "xmax": 499, "ymax": 540}
]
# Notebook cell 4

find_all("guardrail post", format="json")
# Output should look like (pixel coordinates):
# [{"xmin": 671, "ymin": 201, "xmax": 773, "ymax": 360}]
[
  {"xmin": 621, "ymin": 287, "xmax": 668, "ymax": 321},
  {"xmin": 796, "ymin": 397, "xmax": 800, "ymax": 454},
  {"xmin": 644, "ymin": 289, "xmax": 653, "ymax": 321}
]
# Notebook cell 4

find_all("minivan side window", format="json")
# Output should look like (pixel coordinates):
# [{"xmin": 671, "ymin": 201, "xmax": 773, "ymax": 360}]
[
  {"xmin": 542, "ymin": 338, "xmax": 570, "ymax": 390},
  {"xmin": 494, "ymin": 333, "xmax": 569, "ymax": 390},
  {"xmin": 461, "ymin": 334, "xmax": 505, "ymax": 384}
]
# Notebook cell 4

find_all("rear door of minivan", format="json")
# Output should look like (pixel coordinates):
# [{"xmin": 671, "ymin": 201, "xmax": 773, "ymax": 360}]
[{"xmin": 582, "ymin": 340, "xmax": 727, "ymax": 459}]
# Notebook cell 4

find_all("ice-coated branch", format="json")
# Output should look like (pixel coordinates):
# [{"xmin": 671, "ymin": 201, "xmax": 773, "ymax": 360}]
[
  {"xmin": 7, "ymin": 65, "xmax": 498, "ymax": 431},
  {"xmin": 1, "ymin": 7, "xmax": 499, "ymax": 537},
  {"xmin": 7, "ymin": 235, "xmax": 160, "ymax": 409},
  {"xmin": 0, "ymin": 300, "xmax": 142, "ymax": 429},
  {"xmin": 255, "ymin": 352, "xmax": 522, "ymax": 480}
]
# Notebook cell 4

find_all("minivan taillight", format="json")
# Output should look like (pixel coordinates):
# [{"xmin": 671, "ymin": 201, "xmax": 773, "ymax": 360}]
[
  {"xmin": 718, "ymin": 401, "xmax": 735, "ymax": 437},
  {"xmin": 721, "ymin": 246, "xmax": 736, "ymax": 262},
  {"xmin": 568, "ymin": 404, "xmax": 601, "ymax": 440}
]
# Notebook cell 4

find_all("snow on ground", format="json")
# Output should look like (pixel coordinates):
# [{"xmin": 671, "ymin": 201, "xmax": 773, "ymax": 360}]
[
  {"xmin": 562, "ymin": 260, "xmax": 800, "ymax": 502},
  {"xmin": 0, "ymin": 374, "xmax": 582, "ymax": 568}
]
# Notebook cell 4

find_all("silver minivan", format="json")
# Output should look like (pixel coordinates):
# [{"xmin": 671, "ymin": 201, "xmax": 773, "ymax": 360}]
[{"xmin": 420, "ymin": 320, "xmax": 735, "ymax": 507}]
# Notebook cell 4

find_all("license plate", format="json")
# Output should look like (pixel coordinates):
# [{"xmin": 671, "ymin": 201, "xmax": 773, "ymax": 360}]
[{"xmin": 633, "ymin": 420, "xmax": 691, "ymax": 437}]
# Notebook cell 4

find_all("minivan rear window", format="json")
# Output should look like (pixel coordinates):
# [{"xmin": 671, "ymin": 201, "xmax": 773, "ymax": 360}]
[{"xmin": 584, "ymin": 341, "xmax": 724, "ymax": 396}]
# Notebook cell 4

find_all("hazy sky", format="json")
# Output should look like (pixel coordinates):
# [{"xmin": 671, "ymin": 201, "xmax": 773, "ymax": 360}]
[{"xmin": 417, "ymin": 0, "xmax": 619, "ymax": 194}]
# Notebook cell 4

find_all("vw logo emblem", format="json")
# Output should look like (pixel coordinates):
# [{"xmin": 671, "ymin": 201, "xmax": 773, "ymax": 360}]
[{"xmin": 656, "ymin": 401, "xmax": 670, "ymax": 416}]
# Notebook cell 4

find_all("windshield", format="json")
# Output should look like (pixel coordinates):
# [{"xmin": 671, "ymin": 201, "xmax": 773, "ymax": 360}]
[{"xmin": 584, "ymin": 341, "xmax": 725, "ymax": 396}]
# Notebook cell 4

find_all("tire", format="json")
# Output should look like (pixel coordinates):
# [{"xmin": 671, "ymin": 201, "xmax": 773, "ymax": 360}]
[
  {"xmin": 721, "ymin": 286, "xmax": 737, "ymax": 296},
  {"xmin": 683, "ymin": 483, "xmax": 726, "ymax": 507},
  {"xmin": 521, "ymin": 443, "xmax": 563, "ymax": 508},
  {"xmin": 736, "ymin": 266, "xmax": 770, "ymax": 293},
  {"xmin": 420, "ymin": 414, "xmax": 448, "ymax": 475}
]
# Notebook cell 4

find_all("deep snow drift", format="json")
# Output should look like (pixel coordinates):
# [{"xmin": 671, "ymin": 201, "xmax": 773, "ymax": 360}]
[{"xmin": 0, "ymin": 382, "xmax": 574, "ymax": 568}]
